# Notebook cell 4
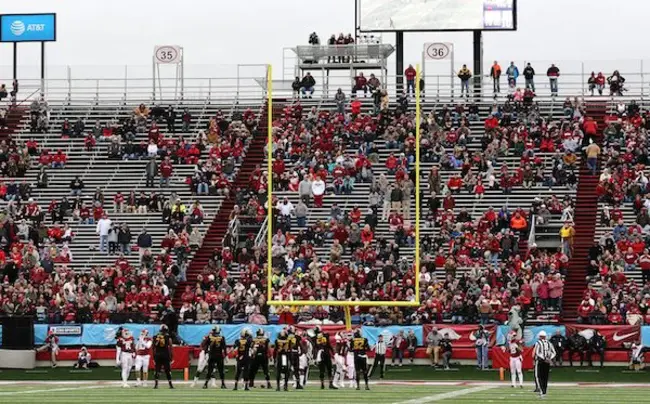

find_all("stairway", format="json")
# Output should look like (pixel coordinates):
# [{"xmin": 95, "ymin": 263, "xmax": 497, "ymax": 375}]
[
  {"xmin": 562, "ymin": 101, "xmax": 607, "ymax": 320},
  {"xmin": 0, "ymin": 106, "xmax": 28, "ymax": 143},
  {"xmin": 173, "ymin": 99, "xmax": 282, "ymax": 306}
]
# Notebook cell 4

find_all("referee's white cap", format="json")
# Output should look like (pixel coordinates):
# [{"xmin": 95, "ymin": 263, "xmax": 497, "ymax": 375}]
[{"xmin": 538, "ymin": 331, "xmax": 547, "ymax": 338}]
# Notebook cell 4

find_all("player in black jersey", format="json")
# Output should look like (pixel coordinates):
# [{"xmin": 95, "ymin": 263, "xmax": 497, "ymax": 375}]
[
  {"xmin": 152, "ymin": 324, "xmax": 174, "ymax": 389},
  {"xmin": 274, "ymin": 329, "xmax": 291, "ymax": 391},
  {"xmin": 287, "ymin": 326, "xmax": 304, "ymax": 390},
  {"xmin": 233, "ymin": 328, "xmax": 253, "ymax": 391},
  {"xmin": 313, "ymin": 326, "xmax": 337, "ymax": 390},
  {"xmin": 351, "ymin": 329, "xmax": 370, "ymax": 390},
  {"xmin": 203, "ymin": 326, "xmax": 227, "ymax": 389},
  {"xmin": 249, "ymin": 328, "xmax": 272, "ymax": 389}
]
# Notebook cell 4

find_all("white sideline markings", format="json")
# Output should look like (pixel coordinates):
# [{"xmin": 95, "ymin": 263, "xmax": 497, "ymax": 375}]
[
  {"xmin": 392, "ymin": 385, "xmax": 498, "ymax": 403},
  {"xmin": 0, "ymin": 385, "xmax": 111, "ymax": 395}
]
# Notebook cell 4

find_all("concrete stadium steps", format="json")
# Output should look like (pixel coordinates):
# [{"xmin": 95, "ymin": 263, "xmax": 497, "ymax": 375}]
[
  {"xmin": 173, "ymin": 99, "xmax": 272, "ymax": 306},
  {"xmin": 562, "ymin": 100, "xmax": 608, "ymax": 320},
  {"xmin": 0, "ymin": 106, "xmax": 28, "ymax": 144}
]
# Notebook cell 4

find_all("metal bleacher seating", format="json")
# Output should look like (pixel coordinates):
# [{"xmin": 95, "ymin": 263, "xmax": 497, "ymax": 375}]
[{"xmin": 5, "ymin": 97, "xmax": 263, "ymax": 271}]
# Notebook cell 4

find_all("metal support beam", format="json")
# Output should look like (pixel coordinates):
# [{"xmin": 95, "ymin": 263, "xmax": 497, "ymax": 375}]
[
  {"xmin": 13, "ymin": 43, "xmax": 17, "ymax": 80},
  {"xmin": 396, "ymin": 31, "xmax": 404, "ymax": 94},
  {"xmin": 472, "ymin": 30, "xmax": 483, "ymax": 101}
]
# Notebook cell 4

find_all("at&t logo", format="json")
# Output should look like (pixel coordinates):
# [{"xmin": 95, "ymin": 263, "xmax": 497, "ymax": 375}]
[{"xmin": 10, "ymin": 20, "xmax": 25, "ymax": 36}]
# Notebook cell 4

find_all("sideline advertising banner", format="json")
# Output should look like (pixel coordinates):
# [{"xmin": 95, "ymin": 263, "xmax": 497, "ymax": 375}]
[{"xmin": 565, "ymin": 324, "xmax": 640, "ymax": 349}]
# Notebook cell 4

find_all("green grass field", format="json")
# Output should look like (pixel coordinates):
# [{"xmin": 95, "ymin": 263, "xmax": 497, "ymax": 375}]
[{"xmin": 0, "ymin": 381, "xmax": 649, "ymax": 403}]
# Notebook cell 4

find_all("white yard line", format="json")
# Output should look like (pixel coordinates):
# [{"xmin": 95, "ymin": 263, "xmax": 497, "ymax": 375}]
[
  {"xmin": 392, "ymin": 385, "xmax": 498, "ymax": 404},
  {"xmin": 0, "ymin": 385, "xmax": 111, "ymax": 396}
]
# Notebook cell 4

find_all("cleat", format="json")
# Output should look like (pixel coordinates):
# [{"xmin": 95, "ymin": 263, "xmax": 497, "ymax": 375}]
[
  {"xmin": 356, "ymin": 386, "xmax": 360, "ymax": 391},
  {"xmin": 169, "ymin": 385, "xmax": 174, "ymax": 389},
  {"xmin": 202, "ymin": 384, "xmax": 208, "ymax": 389},
  {"xmin": 221, "ymin": 384, "xmax": 227, "ymax": 389},
  {"xmin": 276, "ymin": 387, "xmax": 281, "ymax": 391},
  {"xmin": 296, "ymin": 385, "xmax": 303, "ymax": 390},
  {"xmin": 365, "ymin": 386, "xmax": 370, "ymax": 391}
]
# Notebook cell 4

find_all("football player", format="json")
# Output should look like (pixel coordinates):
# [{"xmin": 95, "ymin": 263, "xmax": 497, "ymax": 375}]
[
  {"xmin": 191, "ymin": 330, "xmax": 212, "ymax": 387},
  {"xmin": 135, "ymin": 329, "xmax": 153, "ymax": 387},
  {"xmin": 287, "ymin": 326, "xmax": 304, "ymax": 390},
  {"xmin": 508, "ymin": 335, "xmax": 524, "ymax": 388},
  {"xmin": 116, "ymin": 329, "xmax": 135, "ymax": 388},
  {"xmin": 351, "ymin": 329, "xmax": 370, "ymax": 390},
  {"xmin": 152, "ymin": 324, "xmax": 174, "ymax": 389},
  {"xmin": 233, "ymin": 328, "xmax": 253, "ymax": 391},
  {"xmin": 313, "ymin": 326, "xmax": 337, "ymax": 389},
  {"xmin": 36, "ymin": 329, "xmax": 60, "ymax": 368},
  {"xmin": 203, "ymin": 326, "xmax": 227, "ymax": 389},
  {"xmin": 275, "ymin": 329, "xmax": 291, "ymax": 391},
  {"xmin": 345, "ymin": 334, "xmax": 356, "ymax": 388},
  {"xmin": 249, "ymin": 328, "xmax": 272, "ymax": 389},
  {"xmin": 333, "ymin": 333, "xmax": 347, "ymax": 388},
  {"xmin": 298, "ymin": 331, "xmax": 312, "ymax": 387}
]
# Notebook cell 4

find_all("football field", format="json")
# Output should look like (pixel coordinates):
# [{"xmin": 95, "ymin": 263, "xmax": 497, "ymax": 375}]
[{"xmin": 0, "ymin": 381, "xmax": 649, "ymax": 403}]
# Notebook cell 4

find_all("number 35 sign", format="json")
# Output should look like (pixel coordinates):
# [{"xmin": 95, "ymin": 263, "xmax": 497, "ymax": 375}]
[
  {"xmin": 424, "ymin": 42, "xmax": 453, "ymax": 60},
  {"xmin": 154, "ymin": 45, "xmax": 182, "ymax": 64}
]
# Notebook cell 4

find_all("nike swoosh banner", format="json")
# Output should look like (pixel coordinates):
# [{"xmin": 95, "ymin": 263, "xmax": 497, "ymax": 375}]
[{"xmin": 565, "ymin": 324, "xmax": 640, "ymax": 349}]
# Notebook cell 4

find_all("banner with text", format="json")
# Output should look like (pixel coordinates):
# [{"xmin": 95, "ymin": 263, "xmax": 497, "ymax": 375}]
[
  {"xmin": 363, "ymin": 326, "xmax": 423, "ymax": 347},
  {"xmin": 423, "ymin": 324, "xmax": 496, "ymax": 348},
  {"xmin": 565, "ymin": 324, "xmax": 640, "ymax": 349}
]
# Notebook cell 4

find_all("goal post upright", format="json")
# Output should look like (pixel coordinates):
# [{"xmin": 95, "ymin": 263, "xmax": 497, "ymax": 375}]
[
  {"xmin": 265, "ymin": 62, "xmax": 421, "ymax": 328},
  {"xmin": 266, "ymin": 64, "xmax": 274, "ymax": 302},
  {"xmin": 415, "ymin": 64, "xmax": 421, "ymax": 307}
]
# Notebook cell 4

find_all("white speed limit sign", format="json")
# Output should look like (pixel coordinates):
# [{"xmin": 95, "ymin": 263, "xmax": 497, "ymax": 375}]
[
  {"xmin": 154, "ymin": 45, "xmax": 182, "ymax": 64},
  {"xmin": 424, "ymin": 43, "xmax": 452, "ymax": 60}
]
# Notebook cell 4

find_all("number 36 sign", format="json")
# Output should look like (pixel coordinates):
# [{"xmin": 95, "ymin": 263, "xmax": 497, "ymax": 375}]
[
  {"xmin": 154, "ymin": 45, "xmax": 182, "ymax": 64},
  {"xmin": 424, "ymin": 42, "xmax": 453, "ymax": 60}
]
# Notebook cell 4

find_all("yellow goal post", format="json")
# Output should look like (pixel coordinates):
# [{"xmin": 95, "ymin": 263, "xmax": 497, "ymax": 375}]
[{"xmin": 264, "ymin": 64, "xmax": 422, "ymax": 329}]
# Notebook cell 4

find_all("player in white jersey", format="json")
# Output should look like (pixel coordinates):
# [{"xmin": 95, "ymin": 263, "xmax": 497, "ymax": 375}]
[
  {"xmin": 345, "ymin": 337, "xmax": 356, "ymax": 388},
  {"xmin": 333, "ymin": 334, "xmax": 347, "ymax": 388},
  {"xmin": 508, "ymin": 336, "xmax": 524, "ymax": 388},
  {"xmin": 116, "ymin": 329, "xmax": 135, "ymax": 388},
  {"xmin": 134, "ymin": 329, "xmax": 153, "ymax": 386}
]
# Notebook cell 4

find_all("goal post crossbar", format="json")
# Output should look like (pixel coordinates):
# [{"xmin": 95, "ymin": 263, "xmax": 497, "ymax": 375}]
[{"xmin": 265, "ymin": 65, "xmax": 423, "ymax": 329}]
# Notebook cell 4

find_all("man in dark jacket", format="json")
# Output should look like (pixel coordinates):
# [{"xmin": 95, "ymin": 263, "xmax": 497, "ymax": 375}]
[
  {"xmin": 301, "ymin": 73, "xmax": 316, "ymax": 98},
  {"xmin": 523, "ymin": 63, "xmax": 536, "ymax": 91},
  {"xmin": 146, "ymin": 158, "xmax": 158, "ymax": 188},
  {"xmin": 137, "ymin": 228, "xmax": 153, "ymax": 263}
]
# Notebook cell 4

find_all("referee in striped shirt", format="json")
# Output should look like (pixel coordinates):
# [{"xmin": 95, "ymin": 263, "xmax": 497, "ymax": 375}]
[
  {"xmin": 534, "ymin": 331, "xmax": 556, "ymax": 399},
  {"xmin": 369, "ymin": 335, "xmax": 387, "ymax": 379}
]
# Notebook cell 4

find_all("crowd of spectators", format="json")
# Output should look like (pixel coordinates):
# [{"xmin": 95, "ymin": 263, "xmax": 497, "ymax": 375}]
[
  {"xmin": 0, "ymin": 100, "xmax": 262, "ymax": 324},
  {"xmin": 584, "ymin": 100, "xmax": 650, "ymax": 324}
]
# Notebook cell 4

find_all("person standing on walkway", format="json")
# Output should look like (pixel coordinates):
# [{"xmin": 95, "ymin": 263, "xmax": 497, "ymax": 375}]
[
  {"xmin": 96, "ymin": 213, "xmax": 112, "ymax": 253},
  {"xmin": 490, "ymin": 61, "xmax": 502, "ymax": 95},
  {"xmin": 146, "ymin": 157, "xmax": 157, "ymax": 188},
  {"xmin": 473, "ymin": 325, "xmax": 490, "ymax": 370},
  {"xmin": 457, "ymin": 64, "xmax": 472, "ymax": 97},
  {"xmin": 585, "ymin": 139, "xmax": 601, "ymax": 175},
  {"xmin": 523, "ymin": 63, "xmax": 536, "ymax": 91},
  {"xmin": 547, "ymin": 64, "xmax": 560, "ymax": 96},
  {"xmin": 369, "ymin": 335, "xmax": 386, "ymax": 379},
  {"xmin": 534, "ymin": 331, "xmax": 556, "ymax": 399}
]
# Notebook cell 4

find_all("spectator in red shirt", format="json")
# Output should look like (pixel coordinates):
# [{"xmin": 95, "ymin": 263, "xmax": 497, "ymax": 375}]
[
  {"xmin": 159, "ymin": 157, "xmax": 173, "ymax": 187},
  {"xmin": 404, "ymin": 65, "xmax": 417, "ymax": 97},
  {"xmin": 352, "ymin": 73, "xmax": 368, "ymax": 97}
]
